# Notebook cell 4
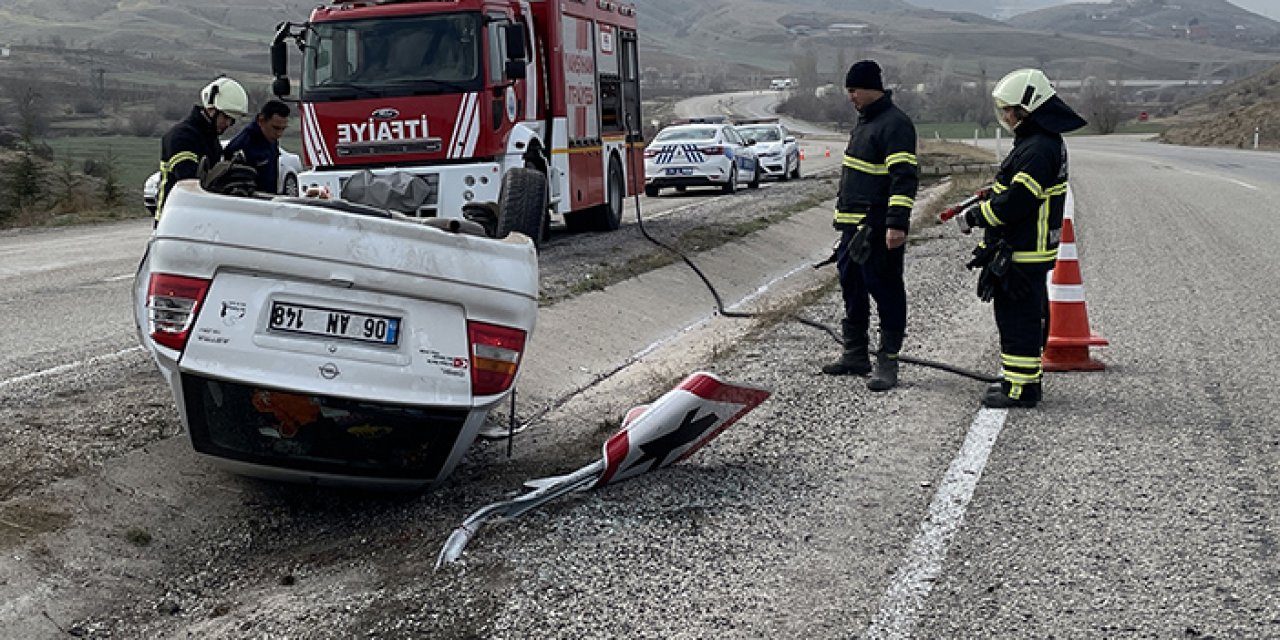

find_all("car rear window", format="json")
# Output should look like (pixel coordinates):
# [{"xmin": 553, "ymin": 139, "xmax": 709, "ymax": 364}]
[
  {"xmin": 655, "ymin": 127, "xmax": 718, "ymax": 142},
  {"xmin": 738, "ymin": 126, "xmax": 781, "ymax": 142}
]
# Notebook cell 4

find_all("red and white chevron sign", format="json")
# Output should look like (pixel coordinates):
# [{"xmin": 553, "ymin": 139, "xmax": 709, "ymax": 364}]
[{"xmin": 595, "ymin": 372, "xmax": 771, "ymax": 488}]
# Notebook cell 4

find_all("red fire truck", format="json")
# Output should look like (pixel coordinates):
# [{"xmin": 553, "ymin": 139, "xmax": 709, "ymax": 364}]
[{"xmin": 270, "ymin": 0, "xmax": 643, "ymax": 244}]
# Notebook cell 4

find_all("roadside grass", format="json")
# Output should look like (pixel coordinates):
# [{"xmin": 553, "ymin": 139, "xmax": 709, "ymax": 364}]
[{"xmin": 44, "ymin": 135, "xmax": 157, "ymax": 199}]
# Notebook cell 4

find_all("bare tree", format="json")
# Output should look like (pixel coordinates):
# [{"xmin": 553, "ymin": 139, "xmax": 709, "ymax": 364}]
[
  {"xmin": 1080, "ymin": 78, "xmax": 1123, "ymax": 134},
  {"xmin": 970, "ymin": 66, "xmax": 994, "ymax": 133},
  {"xmin": 1, "ymin": 74, "xmax": 50, "ymax": 140}
]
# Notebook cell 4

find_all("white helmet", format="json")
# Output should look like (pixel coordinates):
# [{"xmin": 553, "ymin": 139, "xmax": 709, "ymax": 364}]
[
  {"xmin": 200, "ymin": 77, "xmax": 250, "ymax": 120},
  {"xmin": 992, "ymin": 68, "xmax": 1055, "ymax": 131}
]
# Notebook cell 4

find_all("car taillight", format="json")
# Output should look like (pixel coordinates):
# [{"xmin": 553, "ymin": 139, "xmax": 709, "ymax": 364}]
[
  {"xmin": 643, "ymin": 148, "xmax": 658, "ymax": 158},
  {"xmin": 467, "ymin": 321, "xmax": 527, "ymax": 396},
  {"xmin": 700, "ymin": 145, "xmax": 726, "ymax": 155},
  {"xmin": 147, "ymin": 273, "xmax": 210, "ymax": 352}
]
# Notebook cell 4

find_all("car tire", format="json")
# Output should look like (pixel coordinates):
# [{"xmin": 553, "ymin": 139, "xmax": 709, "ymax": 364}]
[
  {"xmin": 722, "ymin": 166, "xmax": 738, "ymax": 194},
  {"xmin": 748, "ymin": 163, "xmax": 762, "ymax": 189},
  {"xmin": 497, "ymin": 167, "xmax": 549, "ymax": 248},
  {"xmin": 790, "ymin": 160, "xmax": 801, "ymax": 180},
  {"xmin": 645, "ymin": 184, "xmax": 660, "ymax": 197},
  {"xmin": 282, "ymin": 174, "xmax": 299, "ymax": 196}
]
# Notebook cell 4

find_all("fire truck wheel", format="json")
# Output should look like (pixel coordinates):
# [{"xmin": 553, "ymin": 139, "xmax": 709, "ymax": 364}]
[
  {"xmin": 497, "ymin": 167, "xmax": 548, "ymax": 248},
  {"xmin": 566, "ymin": 156, "xmax": 625, "ymax": 233}
]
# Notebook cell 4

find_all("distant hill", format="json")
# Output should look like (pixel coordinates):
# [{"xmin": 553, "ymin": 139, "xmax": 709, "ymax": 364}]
[
  {"xmin": 0, "ymin": 0, "xmax": 1278, "ymax": 135},
  {"xmin": 1009, "ymin": 0, "xmax": 1280, "ymax": 50},
  {"xmin": 1160, "ymin": 61, "xmax": 1280, "ymax": 149}
]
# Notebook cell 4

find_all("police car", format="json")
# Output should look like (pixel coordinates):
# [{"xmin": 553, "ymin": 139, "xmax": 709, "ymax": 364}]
[
  {"xmin": 643, "ymin": 122, "xmax": 761, "ymax": 197},
  {"xmin": 735, "ymin": 120, "xmax": 800, "ymax": 181}
]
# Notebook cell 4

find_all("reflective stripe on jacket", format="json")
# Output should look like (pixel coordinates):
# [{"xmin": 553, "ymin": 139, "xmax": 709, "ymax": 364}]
[
  {"xmin": 157, "ymin": 106, "xmax": 223, "ymax": 218},
  {"xmin": 975, "ymin": 121, "xmax": 1069, "ymax": 264},
  {"xmin": 834, "ymin": 92, "xmax": 919, "ymax": 231}
]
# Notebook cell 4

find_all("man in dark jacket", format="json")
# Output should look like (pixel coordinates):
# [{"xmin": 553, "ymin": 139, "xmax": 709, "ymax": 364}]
[
  {"xmin": 822, "ymin": 60, "xmax": 919, "ymax": 392},
  {"xmin": 156, "ymin": 77, "xmax": 249, "ymax": 220},
  {"xmin": 223, "ymin": 99, "xmax": 291, "ymax": 194},
  {"xmin": 954, "ymin": 68, "xmax": 1087, "ymax": 408}
]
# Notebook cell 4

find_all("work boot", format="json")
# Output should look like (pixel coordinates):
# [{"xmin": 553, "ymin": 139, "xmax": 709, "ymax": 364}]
[
  {"xmin": 982, "ymin": 382, "xmax": 1041, "ymax": 408},
  {"xmin": 821, "ymin": 319, "xmax": 871, "ymax": 376},
  {"xmin": 867, "ymin": 331, "xmax": 904, "ymax": 392}
]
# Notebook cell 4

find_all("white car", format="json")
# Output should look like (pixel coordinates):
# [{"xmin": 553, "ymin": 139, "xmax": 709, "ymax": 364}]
[
  {"xmin": 143, "ymin": 145, "xmax": 303, "ymax": 215},
  {"xmin": 643, "ymin": 123, "xmax": 761, "ymax": 197},
  {"xmin": 735, "ymin": 121, "xmax": 800, "ymax": 181},
  {"xmin": 135, "ymin": 182, "xmax": 538, "ymax": 488}
]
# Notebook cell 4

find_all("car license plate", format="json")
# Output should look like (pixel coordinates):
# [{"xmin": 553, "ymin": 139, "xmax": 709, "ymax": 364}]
[
  {"xmin": 269, "ymin": 301, "xmax": 400, "ymax": 345},
  {"xmin": 665, "ymin": 167, "xmax": 693, "ymax": 176}
]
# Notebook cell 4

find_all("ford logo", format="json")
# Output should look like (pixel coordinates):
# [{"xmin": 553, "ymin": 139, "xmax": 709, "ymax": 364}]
[{"xmin": 371, "ymin": 107, "xmax": 399, "ymax": 120}]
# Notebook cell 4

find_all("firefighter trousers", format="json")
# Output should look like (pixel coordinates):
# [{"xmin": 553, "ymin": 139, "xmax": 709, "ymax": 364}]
[
  {"xmin": 836, "ymin": 226, "xmax": 907, "ymax": 339},
  {"xmin": 992, "ymin": 263, "xmax": 1052, "ymax": 385}
]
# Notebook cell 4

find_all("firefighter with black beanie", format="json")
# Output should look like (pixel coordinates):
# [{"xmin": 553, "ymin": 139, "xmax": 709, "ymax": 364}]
[
  {"xmin": 822, "ymin": 60, "xmax": 919, "ymax": 393},
  {"xmin": 953, "ymin": 68, "xmax": 1087, "ymax": 408}
]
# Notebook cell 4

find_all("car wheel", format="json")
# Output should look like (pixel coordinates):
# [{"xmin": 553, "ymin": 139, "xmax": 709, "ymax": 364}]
[
  {"xmin": 722, "ymin": 166, "xmax": 737, "ymax": 194},
  {"xmin": 645, "ymin": 184, "xmax": 660, "ymax": 197},
  {"xmin": 790, "ymin": 159, "xmax": 801, "ymax": 180},
  {"xmin": 283, "ymin": 174, "xmax": 299, "ymax": 196},
  {"xmin": 496, "ymin": 167, "xmax": 549, "ymax": 249},
  {"xmin": 748, "ymin": 163, "xmax": 762, "ymax": 189}
]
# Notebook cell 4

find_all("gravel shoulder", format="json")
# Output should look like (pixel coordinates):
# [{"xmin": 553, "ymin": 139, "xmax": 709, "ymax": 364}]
[{"xmin": 1, "ymin": 171, "xmax": 973, "ymax": 638}]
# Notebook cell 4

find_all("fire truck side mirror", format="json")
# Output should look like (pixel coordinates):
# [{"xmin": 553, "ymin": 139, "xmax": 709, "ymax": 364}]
[
  {"xmin": 505, "ymin": 60, "xmax": 527, "ymax": 81},
  {"xmin": 272, "ymin": 77, "xmax": 292, "ymax": 99},
  {"xmin": 503, "ymin": 24, "xmax": 526, "ymax": 60},
  {"xmin": 271, "ymin": 26, "xmax": 290, "ymax": 78}
]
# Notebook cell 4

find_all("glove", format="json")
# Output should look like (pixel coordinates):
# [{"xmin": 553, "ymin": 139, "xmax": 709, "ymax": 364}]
[
  {"xmin": 199, "ymin": 157, "xmax": 258, "ymax": 197},
  {"xmin": 956, "ymin": 205, "xmax": 979, "ymax": 235}
]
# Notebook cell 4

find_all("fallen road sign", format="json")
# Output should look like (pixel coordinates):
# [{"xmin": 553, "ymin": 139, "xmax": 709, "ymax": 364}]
[{"xmin": 436, "ymin": 372, "xmax": 770, "ymax": 567}]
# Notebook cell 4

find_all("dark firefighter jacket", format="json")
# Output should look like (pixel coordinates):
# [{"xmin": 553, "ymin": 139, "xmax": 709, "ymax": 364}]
[
  {"xmin": 157, "ymin": 106, "xmax": 223, "ymax": 218},
  {"xmin": 223, "ymin": 120, "xmax": 280, "ymax": 195},
  {"xmin": 835, "ymin": 91, "xmax": 919, "ymax": 232},
  {"xmin": 972, "ymin": 118, "xmax": 1070, "ymax": 265}
]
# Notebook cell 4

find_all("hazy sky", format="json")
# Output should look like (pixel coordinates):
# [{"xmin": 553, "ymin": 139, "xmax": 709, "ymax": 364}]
[{"xmin": 1230, "ymin": 0, "xmax": 1280, "ymax": 21}]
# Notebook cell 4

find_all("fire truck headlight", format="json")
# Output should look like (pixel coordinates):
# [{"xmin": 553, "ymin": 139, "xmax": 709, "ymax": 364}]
[{"xmin": 464, "ymin": 175, "xmax": 476, "ymax": 187}]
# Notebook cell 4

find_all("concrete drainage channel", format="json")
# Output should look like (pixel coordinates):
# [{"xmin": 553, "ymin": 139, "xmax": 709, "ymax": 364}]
[{"xmin": 490, "ymin": 179, "xmax": 949, "ymax": 446}]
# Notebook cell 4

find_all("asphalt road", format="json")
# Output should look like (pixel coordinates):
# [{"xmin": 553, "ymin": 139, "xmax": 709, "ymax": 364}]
[{"xmin": 1, "ymin": 130, "xmax": 1277, "ymax": 637}]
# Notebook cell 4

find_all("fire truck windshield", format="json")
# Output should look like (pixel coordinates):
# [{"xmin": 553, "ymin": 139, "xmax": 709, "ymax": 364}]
[{"xmin": 302, "ymin": 13, "xmax": 482, "ymax": 99}]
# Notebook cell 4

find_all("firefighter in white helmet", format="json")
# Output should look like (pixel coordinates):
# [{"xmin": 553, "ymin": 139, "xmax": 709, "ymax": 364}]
[
  {"xmin": 155, "ymin": 76, "xmax": 251, "ymax": 220},
  {"xmin": 953, "ymin": 68, "xmax": 1087, "ymax": 408}
]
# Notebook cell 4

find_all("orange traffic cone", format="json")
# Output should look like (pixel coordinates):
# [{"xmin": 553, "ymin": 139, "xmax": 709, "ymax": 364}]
[
  {"xmin": 824, "ymin": 147, "xmax": 831, "ymax": 158},
  {"xmin": 800, "ymin": 148, "xmax": 806, "ymax": 161},
  {"xmin": 1043, "ymin": 202, "xmax": 1107, "ymax": 371}
]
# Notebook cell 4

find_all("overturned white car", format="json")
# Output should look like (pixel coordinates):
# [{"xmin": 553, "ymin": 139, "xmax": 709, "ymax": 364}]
[{"xmin": 133, "ymin": 181, "xmax": 538, "ymax": 488}]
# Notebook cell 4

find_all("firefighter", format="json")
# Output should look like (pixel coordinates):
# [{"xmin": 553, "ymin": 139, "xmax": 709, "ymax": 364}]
[
  {"xmin": 155, "ymin": 76, "xmax": 250, "ymax": 220},
  {"xmin": 953, "ymin": 68, "xmax": 1087, "ymax": 408},
  {"xmin": 822, "ymin": 60, "xmax": 919, "ymax": 393},
  {"xmin": 223, "ymin": 99, "xmax": 290, "ymax": 194}
]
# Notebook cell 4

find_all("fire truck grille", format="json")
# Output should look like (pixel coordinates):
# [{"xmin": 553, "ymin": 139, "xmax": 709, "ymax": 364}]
[{"xmin": 336, "ymin": 138, "xmax": 443, "ymax": 157}]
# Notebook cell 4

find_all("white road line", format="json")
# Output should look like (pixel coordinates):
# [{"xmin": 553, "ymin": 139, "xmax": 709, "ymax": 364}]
[
  {"xmin": 104, "ymin": 273, "xmax": 135, "ymax": 282},
  {"xmin": 1177, "ymin": 167, "xmax": 1257, "ymax": 191},
  {"xmin": 864, "ymin": 407, "xmax": 1009, "ymax": 640},
  {"xmin": 0, "ymin": 346, "xmax": 143, "ymax": 391}
]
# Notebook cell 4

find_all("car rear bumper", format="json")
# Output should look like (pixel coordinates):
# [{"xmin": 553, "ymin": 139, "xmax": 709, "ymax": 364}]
[{"xmin": 180, "ymin": 373, "xmax": 487, "ymax": 488}]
